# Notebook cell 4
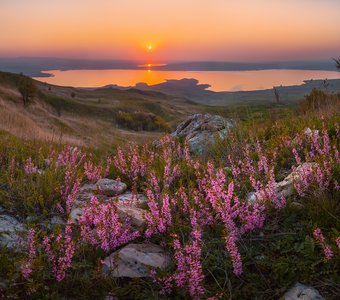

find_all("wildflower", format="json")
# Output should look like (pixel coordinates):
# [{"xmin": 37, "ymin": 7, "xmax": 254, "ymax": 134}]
[
  {"xmin": 79, "ymin": 197, "xmax": 140, "ymax": 251},
  {"xmin": 313, "ymin": 228, "xmax": 333, "ymax": 259},
  {"xmin": 20, "ymin": 229, "xmax": 37, "ymax": 279},
  {"xmin": 24, "ymin": 157, "xmax": 38, "ymax": 175},
  {"xmin": 42, "ymin": 222, "xmax": 76, "ymax": 281}
]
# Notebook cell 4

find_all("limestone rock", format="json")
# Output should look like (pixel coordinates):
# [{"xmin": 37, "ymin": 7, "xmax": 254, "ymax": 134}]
[
  {"xmin": 248, "ymin": 162, "xmax": 317, "ymax": 203},
  {"xmin": 283, "ymin": 283, "xmax": 324, "ymax": 300},
  {"xmin": 117, "ymin": 192, "xmax": 148, "ymax": 205},
  {"xmin": 103, "ymin": 243, "xmax": 171, "ymax": 278},
  {"xmin": 116, "ymin": 203, "xmax": 146, "ymax": 227},
  {"xmin": 79, "ymin": 179, "xmax": 127, "ymax": 196},
  {"xmin": 172, "ymin": 114, "xmax": 234, "ymax": 154},
  {"xmin": 0, "ymin": 210, "xmax": 24, "ymax": 249}
]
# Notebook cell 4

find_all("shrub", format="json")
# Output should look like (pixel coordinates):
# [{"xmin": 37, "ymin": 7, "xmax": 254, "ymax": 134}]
[{"xmin": 113, "ymin": 110, "xmax": 171, "ymax": 132}]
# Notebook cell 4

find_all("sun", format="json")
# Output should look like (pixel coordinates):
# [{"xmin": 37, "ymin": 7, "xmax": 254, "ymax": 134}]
[{"xmin": 147, "ymin": 45, "xmax": 153, "ymax": 51}]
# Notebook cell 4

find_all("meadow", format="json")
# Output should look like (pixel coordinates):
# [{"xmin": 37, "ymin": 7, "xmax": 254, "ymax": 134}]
[{"xmin": 0, "ymin": 72, "xmax": 339, "ymax": 299}]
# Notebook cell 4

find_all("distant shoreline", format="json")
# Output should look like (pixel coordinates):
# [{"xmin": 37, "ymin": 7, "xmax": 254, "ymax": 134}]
[{"xmin": 0, "ymin": 57, "xmax": 338, "ymax": 78}]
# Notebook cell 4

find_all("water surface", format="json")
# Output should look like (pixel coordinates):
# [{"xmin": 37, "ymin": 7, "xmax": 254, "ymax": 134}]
[{"xmin": 34, "ymin": 69, "xmax": 340, "ymax": 92}]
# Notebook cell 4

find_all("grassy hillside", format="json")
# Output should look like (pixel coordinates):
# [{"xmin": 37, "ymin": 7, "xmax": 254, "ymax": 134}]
[
  {"xmin": 0, "ymin": 71, "xmax": 208, "ymax": 148},
  {"xmin": 0, "ymin": 81, "xmax": 339, "ymax": 299}
]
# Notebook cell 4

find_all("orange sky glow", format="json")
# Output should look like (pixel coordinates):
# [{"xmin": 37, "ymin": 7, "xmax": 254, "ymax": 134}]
[{"xmin": 1, "ymin": 0, "xmax": 339, "ymax": 61}]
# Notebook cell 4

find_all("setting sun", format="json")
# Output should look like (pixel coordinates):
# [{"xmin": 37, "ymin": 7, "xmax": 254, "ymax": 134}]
[{"xmin": 147, "ymin": 45, "xmax": 153, "ymax": 51}]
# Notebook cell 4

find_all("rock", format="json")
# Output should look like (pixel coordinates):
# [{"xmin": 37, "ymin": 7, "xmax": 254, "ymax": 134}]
[
  {"xmin": 0, "ymin": 210, "xmax": 24, "ymax": 249},
  {"xmin": 69, "ymin": 207, "xmax": 85, "ymax": 224},
  {"xmin": 79, "ymin": 179, "xmax": 127, "ymax": 196},
  {"xmin": 171, "ymin": 114, "xmax": 234, "ymax": 154},
  {"xmin": 248, "ymin": 163, "xmax": 317, "ymax": 203},
  {"xmin": 116, "ymin": 203, "xmax": 146, "ymax": 227},
  {"xmin": 304, "ymin": 128, "xmax": 319, "ymax": 139},
  {"xmin": 50, "ymin": 216, "xmax": 65, "ymax": 226},
  {"xmin": 117, "ymin": 192, "xmax": 148, "ymax": 205},
  {"xmin": 283, "ymin": 283, "xmax": 324, "ymax": 300},
  {"xmin": 103, "ymin": 243, "xmax": 171, "ymax": 278}
]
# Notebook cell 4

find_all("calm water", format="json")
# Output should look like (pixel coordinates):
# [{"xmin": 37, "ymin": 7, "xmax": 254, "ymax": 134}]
[{"xmin": 34, "ymin": 69, "xmax": 340, "ymax": 92}]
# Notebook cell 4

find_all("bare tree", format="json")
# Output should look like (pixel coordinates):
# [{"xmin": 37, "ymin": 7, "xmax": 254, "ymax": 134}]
[
  {"xmin": 273, "ymin": 87, "xmax": 280, "ymax": 103},
  {"xmin": 334, "ymin": 58, "xmax": 340, "ymax": 70}
]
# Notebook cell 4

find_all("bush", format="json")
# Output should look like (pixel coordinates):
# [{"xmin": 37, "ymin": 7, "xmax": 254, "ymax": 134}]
[
  {"xmin": 298, "ymin": 89, "xmax": 340, "ymax": 114},
  {"xmin": 114, "ymin": 110, "xmax": 171, "ymax": 132}
]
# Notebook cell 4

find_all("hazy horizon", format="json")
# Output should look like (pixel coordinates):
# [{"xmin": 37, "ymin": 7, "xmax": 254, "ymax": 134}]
[{"xmin": 1, "ymin": 0, "xmax": 340, "ymax": 62}]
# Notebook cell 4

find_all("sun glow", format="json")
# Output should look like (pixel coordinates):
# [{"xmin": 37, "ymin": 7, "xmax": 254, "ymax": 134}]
[{"xmin": 147, "ymin": 45, "xmax": 153, "ymax": 51}]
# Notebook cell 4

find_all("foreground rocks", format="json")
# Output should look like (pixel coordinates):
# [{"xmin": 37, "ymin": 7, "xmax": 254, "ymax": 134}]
[
  {"xmin": 0, "ymin": 208, "xmax": 24, "ymax": 249},
  {"xmin": 172, "ymin": 114, "xmax": 234, "ymax": 154},
  {"xmin": 248, "ymin": 162, "xmax": 317, "ymax": 203},
  {"xmin": 283, "ymin": 283, "xmax": 324, "ymax": 300},
  {"xmin": 70, "ymin": 179, "xmax": 146, "ymax": 227},
  {"xmin": 102, "ymin": 243, "xmax": 171, "ymax": 278}
]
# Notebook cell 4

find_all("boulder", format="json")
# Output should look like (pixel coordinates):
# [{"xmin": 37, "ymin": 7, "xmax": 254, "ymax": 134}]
[
  {"xmin": 283, "ymin": 283, "xmax": 324, "ymax": 300},
  {"xmin": 96, "ymin": 179, "xmax": 127, "ymax": 196},
  {"xmin": 0, "ymin": 210, "xmax": 24, "ymax": 249},
  {"xmin": 172, "ymin": 114, "xmax": 234, "ymax": 154},
  {"xmin": 79, "ymin": 179, "xmax": 127, "ymax": 196},
  {"xmin": 102, "ymin": 243, "xmax": 171, "ymax": 278}
]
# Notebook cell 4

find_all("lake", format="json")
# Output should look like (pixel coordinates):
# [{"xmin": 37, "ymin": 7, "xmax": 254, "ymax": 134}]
[{"xmin": 34, "ymin": 69, "xmax": 340, "ymax": 92}]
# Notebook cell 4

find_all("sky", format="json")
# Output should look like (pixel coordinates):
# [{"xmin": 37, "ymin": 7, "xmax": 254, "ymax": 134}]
[{"xmin": 1, "ymin": 0, "xmax": 340, "ymax": 62}]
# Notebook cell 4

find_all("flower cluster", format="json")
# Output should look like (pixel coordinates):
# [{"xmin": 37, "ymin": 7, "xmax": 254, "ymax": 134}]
[
  {"xmin": 42, "ymin": 222, "xmax": 75, "ymax": 282},
  {"xmin": 79, "ymin": 196, "xmax": 140, "ymax": 252},
  {"xmin": 24, "ymin": 157, "xmax": 38, "ymax": 175},
  {"xmin": 313, "ymin": 228, "xmax": 334, "ymax": 259},
  {"xmin": 20, "ymin": 228, "xmax": 37, "ymax": 279}
]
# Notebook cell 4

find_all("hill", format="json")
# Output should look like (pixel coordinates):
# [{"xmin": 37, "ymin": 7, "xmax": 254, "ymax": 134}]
[{"xmin": 0, "ymin": 71, "xmax": 207, "ymax": 148}]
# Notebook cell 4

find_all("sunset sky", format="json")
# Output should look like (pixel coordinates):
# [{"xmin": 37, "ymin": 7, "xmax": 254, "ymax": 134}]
[{"xmin": 1, "ymin": 0, "xmax": 340, "ymax": 61}]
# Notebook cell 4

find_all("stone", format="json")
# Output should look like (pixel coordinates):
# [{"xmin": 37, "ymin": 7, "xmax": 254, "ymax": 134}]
[
  {"xmin": 283, "ymin": 283, "xmax": 324, "ymax": 300},
  {"xmin": 70, "ymin": 207, "xmax": 84, "ymax": 224},
  {"xmin": 248, "ymin": 162, "xmax": 317, "ymax": 203},
  {"xmin": 0, "ymin": 210, "xmax": 24, "ymax": 249},
  {"xmin": 304, "ymin": 128, "xmax": 319, "ymax": 139},
  {"xmin": 171, "ymin": 114, "xmax": 234, "ymax": 155},
  {"xmin": 79, "ymin": 179, "xmax": 127, "ymax": 196},
  {"xmin": 103, "ymin": 243, "xmax": 171, "ymax": 278},
  {"xmin": 50, "ymin": 216, "xmax": 65, "ymax": 226},
  {"xmin": 116, "ymin": 203, "xmax": 146, "ymax": 227},
  {"xmin": 117, "ymin": 192, "xmax": 148, "ymax": 205}
]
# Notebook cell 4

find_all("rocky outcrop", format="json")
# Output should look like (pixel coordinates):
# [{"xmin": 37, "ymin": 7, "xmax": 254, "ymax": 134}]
[
  {"xmin": 0, "ymin": 208, "xmax": 24, "ymax": 249},
  {"xmin": 172, "ymin": 114, "xmax": 234, "ymax": 154},
  {"xmin": 283, "ymin": 283, "xmax": 324, "ymax": 300},
  {"xmin": 102, "ymin": 243, "xmax": 171, "ymax": 278}
]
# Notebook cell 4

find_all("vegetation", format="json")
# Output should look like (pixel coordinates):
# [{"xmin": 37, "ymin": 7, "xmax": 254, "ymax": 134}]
[
  {"xmin": 114, "ymin": 110, "xmax": 171, "ymax": 132},
  {"xmin": 0, "ymin": 88, "xmax": 339, "ymax": 299},
  {"xmin": 18, "ymin": 76, "xmax": 37, "ymax": 107}
]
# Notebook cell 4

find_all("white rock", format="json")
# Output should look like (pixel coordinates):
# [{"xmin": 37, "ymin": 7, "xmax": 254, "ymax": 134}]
[
  {"xmin": 248, "ymin": 162, "xmax": 317, "ymax": 203},
  {"xmin": 283, "ymin": 283, "xmax": 324, "ymax": 300},
  {"xmin": 103, "ymin": 243, "xmax": 171, "ymax": 278},
  {"xmin": 0, "ymin": 211, "xmax": 24, "ymax": 249}
]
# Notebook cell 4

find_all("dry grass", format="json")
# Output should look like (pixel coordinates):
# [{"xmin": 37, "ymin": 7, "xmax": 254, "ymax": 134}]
[{"xmin": 0, "ymin": 81, "xmax": 164, "ymax": 148}]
